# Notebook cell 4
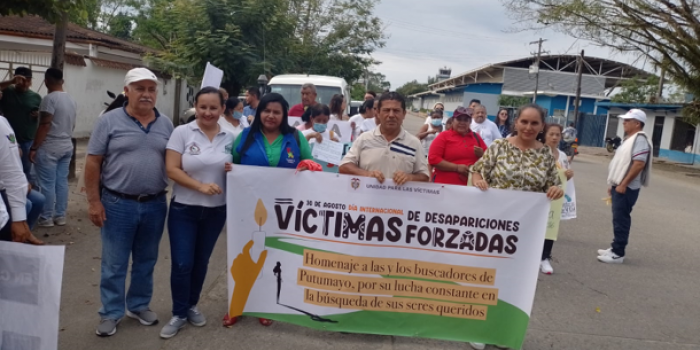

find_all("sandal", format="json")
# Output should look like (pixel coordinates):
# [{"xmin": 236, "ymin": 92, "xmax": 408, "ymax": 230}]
[
  {"xmin": 258, "ymin": 318, "xmax": 273, "ymax": 326},
  {"xmin": 222, "ymin": 313, "xmax": 239, "ymax": 327}
]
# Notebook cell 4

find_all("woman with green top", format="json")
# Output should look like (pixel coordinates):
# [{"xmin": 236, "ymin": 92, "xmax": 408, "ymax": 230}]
[
  {"xmin": 225, "ymin": 93, "xmax": 312, "ymax": 328},
  {"xmin": 468, "ymin": 103, "xmax": 563, "ymax": 350},
  {"xmin": 231, "ymin": 93, "xmax": 313, "ymax": 169}
]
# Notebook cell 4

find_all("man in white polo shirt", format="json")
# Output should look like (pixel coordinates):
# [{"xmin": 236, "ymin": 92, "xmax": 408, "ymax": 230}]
[
  {"xmin": 340, "ymin": 92, "xmax": 429, "ymax": 185},
  {"xmin": 470, "ymin": 105, "xmax": 502, "ymax": 147}
]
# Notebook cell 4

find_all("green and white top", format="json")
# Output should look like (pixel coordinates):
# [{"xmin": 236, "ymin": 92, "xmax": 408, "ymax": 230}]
[{"xmin": 473, "ymin": 138, "xmax": 561, "ymax": 193}]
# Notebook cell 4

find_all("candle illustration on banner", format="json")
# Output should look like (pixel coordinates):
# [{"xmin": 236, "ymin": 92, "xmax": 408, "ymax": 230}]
[{"xmin": 252, "ymin": 199, "xmax": 267, "ymax": 279}]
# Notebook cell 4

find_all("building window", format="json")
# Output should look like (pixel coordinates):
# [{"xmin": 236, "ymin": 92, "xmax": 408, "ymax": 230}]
[
  {"xmin": 670, "ymin": 118, "xmax": 696, "ymax": 152},
  {"xmin": 553, "ymin": 109, "xmax": 565, "ymax": 117}
]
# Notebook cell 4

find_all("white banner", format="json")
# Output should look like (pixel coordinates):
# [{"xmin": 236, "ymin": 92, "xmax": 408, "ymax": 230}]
[
  {"xmin": 0, "ymin": 242, "xmax": 65, "ymax": 350},
  {"xmin": 226, "ymin": 167, "xmax": 551, "ymax": 348},
  {"xmin": 288, "ymin": 117, "xmax": 303, "ymax": 129},
  {"xmin": 561, "ymin": 179, "xmax": 577, "ymax": 220}
]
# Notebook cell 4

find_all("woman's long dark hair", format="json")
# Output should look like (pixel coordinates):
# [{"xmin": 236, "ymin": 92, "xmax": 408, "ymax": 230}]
[
  {"xmin": 496, "ymin": 108, "xmax": 510, "ymax": 127},
  {"xmin": 329, "ymin": 94, "xmax": 344, "ymax": 116},
  {"xmin": 240, "ymin": 92, "xmax": 294, "ymax": 155},
  {"xmin": 225, "ymin": 97, "xmax": 243, "ymax": 116}
]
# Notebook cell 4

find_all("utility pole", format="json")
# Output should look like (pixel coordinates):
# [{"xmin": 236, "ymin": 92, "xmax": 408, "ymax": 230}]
[
  {"xmin": 529, "ymin": 38, "xmax": 548, "ymax": 103},
  {"xmin": 572, "ymin": 50, "xmax": 585, "ymax": 127}
]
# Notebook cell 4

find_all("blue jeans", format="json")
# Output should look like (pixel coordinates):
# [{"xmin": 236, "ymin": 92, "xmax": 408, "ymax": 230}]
[
  {"xmin": 34, "ymin": 146, "xmax": 73, "ymax": 220},
  {"xmin": 611, "ymin": 186, "xmax": 640, "ymax": 257},
  {"xmin": 25, "ymin": 189, "xmax": 45, "ymax": 230},
  {"xmin": 168, "ymin": 201, "xmax": 226, "ymax": 318},
  {"xmin": 98, "ymin": 189, "xmax": 167, "ymax": 320},
  {"xmin": 18, "ymin": 141, "xmax": 35, "ymax": 184}
]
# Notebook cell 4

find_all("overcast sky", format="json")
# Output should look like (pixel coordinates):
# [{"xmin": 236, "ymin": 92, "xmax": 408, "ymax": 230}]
[{"xmin": 371, "ymin": 0, "xmax": 651, "ymax": 88}]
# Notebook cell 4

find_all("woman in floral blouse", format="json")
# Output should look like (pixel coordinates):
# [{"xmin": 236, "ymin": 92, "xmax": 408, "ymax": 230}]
[
  {"xmin": 469, "ymin": 103, "xmax": 563, "ymax": 350},
  {"xmin": 472, "ymin": 104, "xmax": 563, "ymax": 198}
]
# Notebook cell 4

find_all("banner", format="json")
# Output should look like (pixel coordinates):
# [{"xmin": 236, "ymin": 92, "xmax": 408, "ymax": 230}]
[
  {"xmin": 545, "ymin": 170, "xmax": 567, "ymax": 241},
  {"xmin": 227, "ymin": 167, "xmax": 550, "ymax": 349},
  {"xmin": 561, "ymin": 179, "xmax": 577, "ymax": 220},
  {"xmin": 0, "ymin": 242, "xmax": 65, "ymax": 350}
]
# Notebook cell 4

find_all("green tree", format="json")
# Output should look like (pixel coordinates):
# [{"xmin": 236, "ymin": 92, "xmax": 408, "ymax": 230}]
[
  {"xmin": 501, "ymin": 0, "xmax": 700, "ymax": 124},
  {"xmin": 498, "ymin": 95, "xmax": 530, "ymax": 107},
  {"xmin": 396, "ymin": 80, "xmax": 428, "ymax": 96},
  {"xmin": 1, "ymin": 0, "xmax": 89, "ymax": 23},
  {"xmin": 611, "ymin": 76, "xmax": 660, "ymax": 103},
  {"xmin": 126, "ymin": 0, "xmax": 385, "ymax": 95}
]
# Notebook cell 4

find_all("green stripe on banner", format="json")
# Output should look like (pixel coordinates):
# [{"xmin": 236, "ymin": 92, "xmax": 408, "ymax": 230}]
[{"xmin": 244, "ymin": 301, "xmax": 529, "ymax": 349}]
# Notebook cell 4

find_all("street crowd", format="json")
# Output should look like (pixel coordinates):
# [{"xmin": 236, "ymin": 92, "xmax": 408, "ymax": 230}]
[{"xmin": 0, "ymin": 67, "xmax": 652, "ymax": 349}]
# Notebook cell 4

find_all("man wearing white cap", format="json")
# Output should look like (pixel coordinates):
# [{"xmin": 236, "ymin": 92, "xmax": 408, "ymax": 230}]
[
  {"xmin": 598, "ymin": 108, "xmax": 652, "ymax": 264},
  {"xmin": 86, "ymin": 68, "xmax": 174, "ymax": 336}
]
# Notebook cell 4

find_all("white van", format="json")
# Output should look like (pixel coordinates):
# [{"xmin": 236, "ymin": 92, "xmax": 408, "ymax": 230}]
[{"xmin": 268, "ymin": 74, "xmax": 350, "ymax": 114}]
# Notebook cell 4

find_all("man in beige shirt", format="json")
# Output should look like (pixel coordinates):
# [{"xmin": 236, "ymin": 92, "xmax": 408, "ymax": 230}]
[{"xmin": 340, "ymin": 92, "xmax": 429, "ymax": 185}]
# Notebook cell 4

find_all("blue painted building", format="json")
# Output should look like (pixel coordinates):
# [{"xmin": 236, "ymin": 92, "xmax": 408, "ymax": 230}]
[{"xmin": 410, "ymin": 55, "xmax": 654, "ymax": 128}]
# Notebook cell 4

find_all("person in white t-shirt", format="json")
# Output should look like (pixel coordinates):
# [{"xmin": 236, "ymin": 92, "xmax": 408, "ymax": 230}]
[
  {"xmin": 358, "ymin": 99, "xmax": 380, "ymax": 135},
  {"xmin": 348, "ymin": 99, "xmax": 374, "ymax": 141},
  {"xmin": 470, "ymin": 105, "xmax": 502, "ymax": 147},
  {"xmin": 219, "ymin": 97, "xmax": 246, "ymax": 140},
  {"xmin": 161, "ymin": 87, "xmax": 235, "ymax": 339},
  {"xmin": 302, "ymin": 104, "xmax": 340, "ymax": 144}
]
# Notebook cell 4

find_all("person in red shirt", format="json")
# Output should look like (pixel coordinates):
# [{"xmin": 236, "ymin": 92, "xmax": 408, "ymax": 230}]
[
  {"xmin": 288, "ymin": 83, "xmax": 318, "ymax": 117},
  {"xmin": 428, "ymin": 107, "xmax": 485, "ymax": 185}
]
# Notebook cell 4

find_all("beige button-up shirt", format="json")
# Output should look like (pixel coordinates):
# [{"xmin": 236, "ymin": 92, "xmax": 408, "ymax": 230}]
[{"xmin": 341, "ymin": 126, "xmax": 429, "ymax": 178}]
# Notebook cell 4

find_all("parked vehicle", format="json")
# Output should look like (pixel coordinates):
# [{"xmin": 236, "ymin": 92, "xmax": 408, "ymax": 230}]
[
  {"xmin": 605, "ymin": 136, "xmax": 622, "ymax": 153},
  {"xmin": 562, "ymin": 138, "xmax": 579, "ymax": 160},
  {"xmin": 268, "ymin": 74, "xmax": 351, "ymax": 115}
]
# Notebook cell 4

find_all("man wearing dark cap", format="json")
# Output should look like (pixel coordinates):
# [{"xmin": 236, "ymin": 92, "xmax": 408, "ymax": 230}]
[{"xmin": 0, "ymin": 67, "xmax": 42, "ymax": 180}]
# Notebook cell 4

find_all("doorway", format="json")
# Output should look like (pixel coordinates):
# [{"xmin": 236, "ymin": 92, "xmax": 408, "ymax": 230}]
[{"xmin": 652, "ymin": 117, "xmax": 665, "ymax": 157}]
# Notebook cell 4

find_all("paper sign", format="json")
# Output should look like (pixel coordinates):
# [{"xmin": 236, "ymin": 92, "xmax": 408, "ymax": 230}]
[
  {"xmin": 561, "ymin": 179, "xmax": 577, "ymax": 220},
  {"xmin": 545, "ymin": 170, "xmax": 568, "ymax": 241},
  {"xmin": 288, "ymin": 117, "xmax": 303, "ymax": 129},
  {"xmin": 311, "ymin": 139, "xmax": 344, "ymax": 164},
  {"xmin": 0, "ymin": 241, "xmax": 65, "ymax": 350},
  {"xmin": 328, "ymin": 121, "xmax": 352, "ymax": 143},
  {"xmin": 201, "ymin": 62, "xmax": 224, "ymax": 89}
]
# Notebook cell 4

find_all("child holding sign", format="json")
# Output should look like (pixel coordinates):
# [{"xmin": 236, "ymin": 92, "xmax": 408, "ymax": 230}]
[{"xmin": 302, "ymin": 105, "xmax": 342, "ymax": 172}]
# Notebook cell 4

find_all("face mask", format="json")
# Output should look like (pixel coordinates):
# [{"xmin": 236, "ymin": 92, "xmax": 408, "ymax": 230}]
[
  {"xmin": 232, "ymin": 111, "xmax": 243, "ymax": 120},
  {"xmin": 431, "ymin": 119, "xmax": 443, "ymax": 127},
  {"xmin": 313, "ymin": 123, "xmax": 327, "ymax": 133}
]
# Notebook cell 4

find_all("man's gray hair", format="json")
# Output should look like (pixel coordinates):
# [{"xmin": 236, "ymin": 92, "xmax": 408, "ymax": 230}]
[
  {"xmin": 301, "ymin": 83, "xmax": 316, "ymax": 93},
  {"xmin": 475, "ymin": 104, "xmax": 487, "ymax": 112}
]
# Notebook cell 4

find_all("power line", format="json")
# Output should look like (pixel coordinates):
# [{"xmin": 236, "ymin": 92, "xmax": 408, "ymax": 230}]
[{"xmin": 383, "ymin": 17, "xmax": 507, "ymax": 40}]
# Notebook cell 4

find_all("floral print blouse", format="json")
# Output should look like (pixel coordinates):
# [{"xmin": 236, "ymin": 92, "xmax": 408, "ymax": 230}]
[{"xmin": 473, "ymin": 138, "xmax": 561, "ymax": 193}]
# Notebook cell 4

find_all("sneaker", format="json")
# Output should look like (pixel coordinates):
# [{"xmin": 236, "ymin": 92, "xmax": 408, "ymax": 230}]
[
  {"xmin": 187, "ymin": 306, "xmax": 206, "ymax": 327},
  {"xmin": 540, "ymin": 259, "xmax": 554, "ymax": 274},
  {"xmin": 126, "ymin": 309, "xmax": 159, "ymax": 326},
  {"xmin": 37, "ymin": 218, "xmax": 54, "ymax": 227},
  {"xmin": 54, "ymin": 216, "xmax": 67, "ymax": 226},
  {"xmin": 597, "ymin": 248, "xmax": 612, "ymax": 256},
  {"xmin": 95, "ymin": 318, "xmax": 120, "ymax": 337},
  {"xmin": 598, "ymin": 252, "xmax": 625, "ymax": 264},
  {"xmin": 160, "ymin": 316, "xmax": 187, "ymax": 339},
  {"xmin": 468, "ymin": 343, "xmax": 485, "ymax": 350}
]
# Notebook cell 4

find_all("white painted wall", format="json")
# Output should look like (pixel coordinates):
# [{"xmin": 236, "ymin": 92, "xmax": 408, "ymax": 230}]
[{"xmin": 660, "ymin": 116, "xmax": 675, "ymax": 150}]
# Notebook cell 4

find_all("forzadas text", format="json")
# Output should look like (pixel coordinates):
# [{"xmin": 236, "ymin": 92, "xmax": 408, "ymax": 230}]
[{"xmin": 274, "ymin": 199, "xmax": 522, "ymax": 255}]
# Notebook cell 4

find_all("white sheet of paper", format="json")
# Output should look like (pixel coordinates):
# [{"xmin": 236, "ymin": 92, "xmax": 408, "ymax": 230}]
[
  {"xmin": 287, "ymin": 117, "xmax": 303, "ymax": 129},
  {"xmin": 328, "ymin": 120, "xmax": 352, "ymax": 143},
  {"xmin": 0, "ymin": 242, "xmax": 65, "ymax": 350},
  {"xmin": 311, "ymin": 140, "xmax": 345, "ymax": 164},
  {"xmin": 201, "ymin": 62, "xmax": 224, "ymax": 89}
]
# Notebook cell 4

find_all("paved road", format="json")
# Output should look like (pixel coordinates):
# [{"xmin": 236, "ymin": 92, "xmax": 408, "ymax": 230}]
[{"xmin": 49, "ymin": 113, "xmax": 700, "ymax": 349}]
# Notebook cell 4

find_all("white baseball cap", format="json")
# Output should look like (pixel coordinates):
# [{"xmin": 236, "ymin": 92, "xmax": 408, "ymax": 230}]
[
  {"xmin": 124, "ymin": 68, "xmax": 158, "ymax": 86},
  {"xmin": 620, "ymin": 109, "xmax": 647, "ymax": 124}
]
